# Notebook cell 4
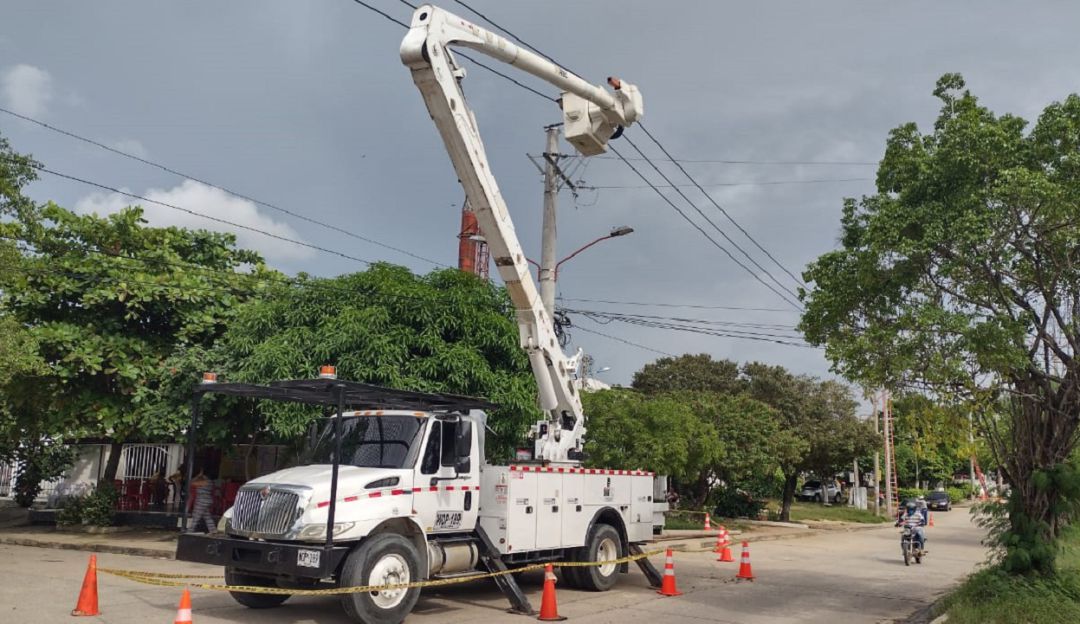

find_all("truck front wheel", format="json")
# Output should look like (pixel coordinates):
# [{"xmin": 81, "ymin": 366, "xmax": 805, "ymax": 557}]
[
  {"xmin": 339, "ymin": 533, "xmax": 421, "ymax": 624},
  {"xmin": 575, "ymin": 523, "xmax": 622, "ymax": 592},
  {"xmin": 224, "ymin": 568, "xmax": 291, "ymax": 609}
]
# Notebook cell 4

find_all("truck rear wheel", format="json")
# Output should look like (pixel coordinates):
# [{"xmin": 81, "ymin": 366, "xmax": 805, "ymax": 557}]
[
  {"xmin": 575, "ymin": 524, "xmax": 622, "ymax": 592},
  {"xmin": 224, "ymin": 568, "xmax": 291, "ymax": 609},
  {"xmin": 339, "ymin": 533, "xmax": 421, "ymax": 624}
]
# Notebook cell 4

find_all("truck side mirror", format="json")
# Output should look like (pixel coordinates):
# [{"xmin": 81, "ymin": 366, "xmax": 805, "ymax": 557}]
[{"xmin": 455, "ymin": 420, "xmax": 472, "ymax": 474}]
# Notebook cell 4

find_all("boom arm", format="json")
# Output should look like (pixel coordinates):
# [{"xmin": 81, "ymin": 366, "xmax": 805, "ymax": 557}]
[{"xmin": 400, "ymin": 4, "xmax": 643, "ymax": 463}]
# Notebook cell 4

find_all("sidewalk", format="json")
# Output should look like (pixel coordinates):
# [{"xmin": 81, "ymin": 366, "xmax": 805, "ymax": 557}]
[
  {"xmin": 0, "ymin": 526, "xmax": 178, "ymax": 559},
  {"xmin": 0, "ymin": 516, "xmax": 889, "ymax": 560}
]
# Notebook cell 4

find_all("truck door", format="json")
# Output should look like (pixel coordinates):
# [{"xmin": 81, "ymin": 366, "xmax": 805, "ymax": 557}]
[{"xmin": 413, "ymin": 418, "xmax": 479, "ymax": 534}]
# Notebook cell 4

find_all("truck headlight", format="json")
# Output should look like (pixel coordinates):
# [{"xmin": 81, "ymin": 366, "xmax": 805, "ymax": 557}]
[
  {"xmin": 299, "ymin": 522, "xmax": 355, "ymax": 539},
  {"xmin": 217, "ymin": 516, "xmax": 229, "ymax": 533}
]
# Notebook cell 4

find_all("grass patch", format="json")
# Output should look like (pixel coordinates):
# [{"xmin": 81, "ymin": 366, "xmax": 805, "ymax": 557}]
[
  {"xmin": 941, "ymin": 526, "xmax": 1080, "ymax": 624},
  {"xmin": 785, "ymin": 502, "xmax": 889, "ymax": 524}
]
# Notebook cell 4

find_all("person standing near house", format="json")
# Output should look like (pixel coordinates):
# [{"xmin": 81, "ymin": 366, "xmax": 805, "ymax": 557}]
[{"xmin": 187, "ymin": 471, "xmax": 216, "ymax": 534}]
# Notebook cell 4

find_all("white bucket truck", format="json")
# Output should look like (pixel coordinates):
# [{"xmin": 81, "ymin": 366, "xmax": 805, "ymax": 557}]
[{"xmin": 176, "ymin": 5, "xmax": 662, "ymax": 623}]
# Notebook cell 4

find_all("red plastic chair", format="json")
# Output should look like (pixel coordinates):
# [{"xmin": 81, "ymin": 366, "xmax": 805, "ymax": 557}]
[
  {"xmin": 120, "ymin": 479, "xmax": 141, "ymax": 510},
  {"xmin": 223, "ymin": 481, "xmax": 240, "ymax": 511},
  {"xmin": 136, "ymin": 479, "xmax": 152, "ymax": 509}
]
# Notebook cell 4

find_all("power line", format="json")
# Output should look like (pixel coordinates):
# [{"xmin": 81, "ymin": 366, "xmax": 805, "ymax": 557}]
[
  {"xmin": 0, "ymin": 106, "xmax": 447, "ymax": 268},
  {"xmin": 573, "ymin": 324, "xmax": 674, "ymax": 358},
  {"xmin": 353, "ymin": 0, "xmax": 556, "ymax": 102},
  {"xmin": 595, "ymin": 156, "xmax": 878, "ymax": 166},
  {"xmin": 562, "ymin": 308, "xmax": 800, "ymax": 332},
  {"xmin": 449, "ymin": 0, "xmax": 579, "ymax": 75},
  {"xmin": 556, "ymin": 296, "xmax": 794, "ymax": 313},
  {"xmin": 639, "ymin": 122, "xmax": 808, "ymax": 289},
  {"xmin": 608, "ymin": 143, "xmax": 803, "ymax": 311},
  {"xmin": 25, "ymin": 162, "xmax": 379, "ymax": 267},
  {"xmin": 586, "ymin": 177, "xmax": 872, "ymax": 189},
  {"xmin": 622, "ymin": 133, "xmax": 803, "ymax": 303}
]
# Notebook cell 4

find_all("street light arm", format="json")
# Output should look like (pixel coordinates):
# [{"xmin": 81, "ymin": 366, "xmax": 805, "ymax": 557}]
[{"xmin": 555, "ymin": 234, "xmax": 614, "ymax": 275}]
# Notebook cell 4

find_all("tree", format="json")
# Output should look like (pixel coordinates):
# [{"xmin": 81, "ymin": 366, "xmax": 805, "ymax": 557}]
[
  {"xmin": 743, "ymin": 363, "xmax": 874, "ymax": 520},
  {"xmin": 801, "ymin": 75, "xmax": 1080, "ymax": 574},
  {"xmin": 890, "ymin": 394, "xmax": 970, "ymax": 488},
  {"xmin": 191, "ymin": 265, "xmax": 541, "ymax": 460},
  {"xmin": 0, "ymin": 138, "xmax": 266, "ymax": 480},
  {"xmin": 631, "ymin": 354, "xmax": 743, "ymax": 396},
  {"xmin": 581, "ymin": 389, "xmax": 721, "ymax": 490},
  {"xmin": 674, "ymin": 391, "xmax": 784, "ymax": 506}
]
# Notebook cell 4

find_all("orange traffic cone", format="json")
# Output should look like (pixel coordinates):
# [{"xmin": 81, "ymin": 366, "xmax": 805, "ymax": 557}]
[
  {"xmin": 704, "ymin": 512, "xmax": 711, "ymax": 531},
  {"xmin": 71, "ymin": 553, "xmax": 100, "ymax": 616},
  {"xmin": 537, "ymin": 564, "xmax": 565, "ymax": 621},
  {"xmin": 712, "ymin": 528, "xmax": 726, "ymax": 553},
  {"xmin": 928, "ymin": 512, "xmax": 935, "ymax": 527},
  {"xmin": 656, "ymin": 548, "xmax": 683, "ymax": 596},
  {"xmin": 718, "ymin": 544, "xmax": 735, "ymax": 563},
  {"xmin": 735, "ymin": 542, "xmax": 755, "ymax": 581},
  {"xmin": 174, "ymin": 589, "xmax": 193, "ymax": 624}
]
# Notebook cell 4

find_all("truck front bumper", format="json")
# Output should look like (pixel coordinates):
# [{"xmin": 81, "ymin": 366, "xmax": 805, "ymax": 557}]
[{"xmin": 176, "ymin": 533, "xmax": 351, "ymax": 579}]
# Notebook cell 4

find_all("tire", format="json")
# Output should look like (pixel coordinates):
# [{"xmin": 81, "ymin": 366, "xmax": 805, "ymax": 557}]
[
  {"xmin": 812, "ymin": 494, "xmax": 822, "ymax": 503},
  {"xmin": 559, "ymin": 563, "xmax": 583, "ymax": 589},
  {"xmin": 903, "ymin": 545, "xmax": 911, "ymax": 567},
  {"xmin": 339, "ymin": 533, "xmax": 422, "ymax": 624},
  {"xmin": 575, "ymin": 523, "xmax": 622, "ymax": 592},
  {"xmin": 915, "ymin": 553, "xmax": 922, "ymax": 564},
  {"xmin": 833, "ymin": 493, "xmax": 842, "ymax": 504},
  {"xmin": 225, "ymin": 568, "xmax": 290, "ymax": 609}
]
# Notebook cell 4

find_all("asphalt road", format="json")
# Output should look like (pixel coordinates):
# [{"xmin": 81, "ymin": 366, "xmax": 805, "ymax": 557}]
[{"xmin": 0, "ymin": 509, "xmax": 985, "ymax": 624}]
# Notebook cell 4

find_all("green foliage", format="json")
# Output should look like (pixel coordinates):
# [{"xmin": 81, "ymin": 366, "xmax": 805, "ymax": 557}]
[
  {"xmin": 942, "ymin": 527, "xmax": 1080, "ymax": 623},
  {"xmin": 742, "ymin": 362, "xmax": 874, "ymax": 519},
  {"xmin": 631, "ymin": 354, "xmax": 743, "ymax": 396},
  {"xmin": 581, "ymin": 389, "xmax": 720, "ymax": 480},
  {"xmin": 711, "ymin": 485, "xmax": 765, "ymax": 519},
  {"xmin": 203, "ymin": 265, "xmax": 540, "ymax": 458},
  {"xmin": 11, "ymin": 439, "xmax": 75, "ymax": 507},
  {"xmin": 0, "ymin": 137, "xmax": 265, "ymax": 461},
  {"xmin": 947, "ymin": 486, "xmax": 970, "ymax": 503},
  {"xmin": 55, "ymin": 482, "xmax": 118, "ymax": 527},
  {"xmin": 898, "ymin": 487, "xmax": 926, "ymax": 502},
  {"xmin": 800, "ymin": 75, "xmax": 1080, "ymax": 571}
]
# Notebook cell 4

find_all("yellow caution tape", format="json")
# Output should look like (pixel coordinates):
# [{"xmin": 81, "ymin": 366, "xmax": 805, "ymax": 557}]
[{"xmin": 99, "ymin": 548, "xmax": 670, "ymax": 596}]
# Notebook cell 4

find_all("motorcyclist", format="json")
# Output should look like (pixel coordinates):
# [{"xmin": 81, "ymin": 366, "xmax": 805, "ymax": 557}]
[{"xmin": 895, "ymin": 500, "xmax": 927, "ymax": 549}]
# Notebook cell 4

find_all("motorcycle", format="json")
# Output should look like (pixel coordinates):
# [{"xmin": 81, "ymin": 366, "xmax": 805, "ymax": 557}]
[{"xmin": 900, "ymin": 525, "xmax": 925, "ymax": 566}]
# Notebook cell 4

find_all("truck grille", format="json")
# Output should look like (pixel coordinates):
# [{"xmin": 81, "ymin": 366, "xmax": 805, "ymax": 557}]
[{"xmin": 231, "ymin": 486, "xmax": 302, "ymax": 537}]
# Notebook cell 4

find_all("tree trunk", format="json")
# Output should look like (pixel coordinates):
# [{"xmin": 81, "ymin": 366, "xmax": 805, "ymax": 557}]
[
  {"xmin": 986, "ymin": 376, "xmax": 1080, "ymax": 574},
  {"xmin": 779, "ymin": 472, "xmax": 798, "ymax": 522},
  {"xmin": 101, "ymin": 441, "xmax": 124, "ymax": 482}
]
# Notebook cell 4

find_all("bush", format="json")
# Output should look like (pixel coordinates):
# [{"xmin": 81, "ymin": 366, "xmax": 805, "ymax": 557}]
[
  {"xmin": 898, "ymin": 487, "xmax": 927, "ymax": 502},
  {"xmin": 712, "ymin": 486, "xmax": 766, "ymax": 519},
  {"xmin": 80, "ymin": 483, "xmax": 118, "ymax": 527},
  {"xmin": 12, "ymin": 440, "xmax": 75, "ymax": 507},
  {"xmin": 55, "ymin": 496, "xmax": 85, "ymax": 526},
  {"xmin": 946, "ymin": 486, "xmax": 970, "ymax": 503},
  {"xmin": 54, "ymin": 483, "xmax": 118, "ymax": 527}
]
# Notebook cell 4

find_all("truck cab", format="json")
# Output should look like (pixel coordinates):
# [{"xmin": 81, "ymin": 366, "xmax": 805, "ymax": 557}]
[{"xmin": 222, "ymin": 409, "xmax": 481, "ymax": 547}]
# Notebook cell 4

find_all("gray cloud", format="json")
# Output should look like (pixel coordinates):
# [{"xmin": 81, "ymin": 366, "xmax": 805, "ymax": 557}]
[{"xmin": 3, "ymin": 0, "xmax": 1078, "ymax": 390}]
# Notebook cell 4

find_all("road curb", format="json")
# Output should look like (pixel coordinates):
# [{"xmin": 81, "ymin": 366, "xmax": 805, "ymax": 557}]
[{"xmin": 0, "ymin": 536, "xmax": 175, "ymax": 560}]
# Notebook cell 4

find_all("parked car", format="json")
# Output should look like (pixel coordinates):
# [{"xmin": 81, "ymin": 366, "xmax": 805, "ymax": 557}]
[
  {"xmin": 797, "ymin": 480, "xmax": 842, "ymax": 503},
  {"xmin": 926, "ymin": 490, "xmax": 951, "ymax": 511}
]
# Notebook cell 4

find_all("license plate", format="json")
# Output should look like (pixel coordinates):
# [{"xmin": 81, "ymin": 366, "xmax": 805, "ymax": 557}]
[
  {"xmin": 297, "ymin": 549, "xmax": 321, "ymax": 568},
  {"xmin": 434, "ymin": 511, "xmax": 463, "ymax": 530}
]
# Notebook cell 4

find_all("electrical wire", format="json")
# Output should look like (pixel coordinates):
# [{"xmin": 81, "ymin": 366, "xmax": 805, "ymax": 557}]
[
  {"xmin": 586, "ymin": 177, "xmax": 872, "ymax": 189},
  {"xmin": 639, "ymin": 122, "xmax": 808, "ymax": 289},
  {"xmin": 621, "ymin": 133, "xmax": 802, "ymax": 303},
  {"xmin": 23, "ymin": 162, "xmax": 379, "ymax": 267},
  {"xmin": 449, "ymin": 0, "xmax": 579, "ymax": 75},
  {"xmin": 607, "ymin": 143, "xmax": 803, "ymax": 311},
  {"xmin": 572, "ymin": 324, "xmax": 674, "ymax": 358},
  {"xmin": 595, "ymin": 156, "xmax": 878, "ymax": 166},
  {"xmin": 0, "ymin": 107, "xmax": 447, "ymax": 268},
  {"xmin": 556, "ymin": 296, "xmax": 793, "ymax": 313}
]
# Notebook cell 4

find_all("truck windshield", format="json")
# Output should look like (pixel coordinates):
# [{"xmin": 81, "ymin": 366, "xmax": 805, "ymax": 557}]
[{"xmin": 305, "ymin": 415, "xmax": 425, "ymax": 469}]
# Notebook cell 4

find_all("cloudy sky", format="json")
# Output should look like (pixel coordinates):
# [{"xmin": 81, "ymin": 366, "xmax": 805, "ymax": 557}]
[{"xmin": 2, "ymin": 1, "xmax": 1079, "ymax": 390}]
